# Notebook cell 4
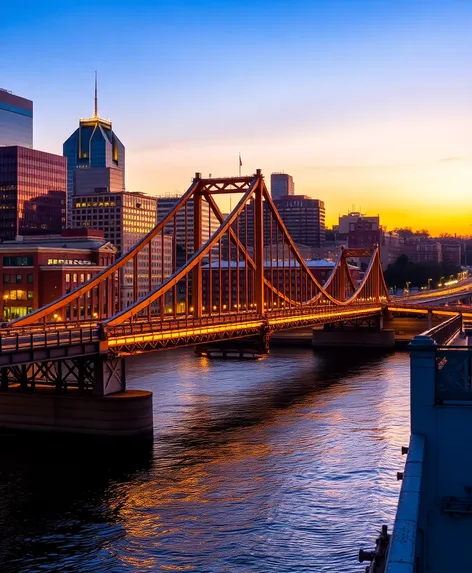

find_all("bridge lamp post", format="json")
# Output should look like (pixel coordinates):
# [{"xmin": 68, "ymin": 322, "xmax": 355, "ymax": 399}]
[
  {"xmin": 428, "ymin": 278, "xmax": 432, "ymax": 290},
  {"xmin": 405, "ymin": 281, "xmax": 411, "ymax": 295}
]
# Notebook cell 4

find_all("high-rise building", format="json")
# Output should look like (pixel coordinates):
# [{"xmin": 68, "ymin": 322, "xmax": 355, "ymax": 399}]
[
  {"xmin": 63, "ymin": 78, "xmax": 125, "ymax": 225},
  {"xmin": 273, "ymin": 195, "xmax": 325, "ymax": 248},
  {"xmin": 0, "ymin": 146, "xmax": 67, "ymax": 241},
  {"xmin": 239, "ymin": 195, "xmax": 325, "ymax": 250},
  {"xmin": 156, "ymin": 195, "xmax": 220, "ymax": 262},
  {"xmin": 0, "ymin": 88, "xmax": 33, "ymax": 148},
  {"xmin": 271, "ymin": 173, "xmax": 294, "ymax": 199},
  {"xmin": 71, "ymin": 190, "xmax": 171, "ymax": 308}
]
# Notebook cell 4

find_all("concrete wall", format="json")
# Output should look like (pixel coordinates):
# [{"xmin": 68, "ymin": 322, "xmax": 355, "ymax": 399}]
[
  {"xmin": 0, "ymin": 388, "xmax": 153, "ymax": 439},
  {"xmin": 312, "ymin": 329, "xmax": 395, "ymax": 348}
]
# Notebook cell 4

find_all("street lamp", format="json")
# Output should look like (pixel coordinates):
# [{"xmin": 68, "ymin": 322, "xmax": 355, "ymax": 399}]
[
  {"xmin": 2, "ymin": 294, "xmax": 9, "ymax": 321},
  {"xmin": 427, "ymin": 278, "xmax": 432, "ymax": 290},
  {"xmin": 405, "ymin": 281, "xmax": 411, "ymax": 295}
]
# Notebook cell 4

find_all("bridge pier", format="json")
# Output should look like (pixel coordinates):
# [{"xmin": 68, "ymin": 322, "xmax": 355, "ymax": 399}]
[
  {"xmin": 312, "ymin": 315, "xmax": 395, "ymax": 349},
  {"xmin": 0, "ymin": 354, "xmax": 153, "ymax": 439},
  {"xmin": 195, "ymin": 333, "xmax": 270, "ymax": 359},
  {"xmin": 427, "ymin": 309, "xmax": 433, "ymax": 330}
]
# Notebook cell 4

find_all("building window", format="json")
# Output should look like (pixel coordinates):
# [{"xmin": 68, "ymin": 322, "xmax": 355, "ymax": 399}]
[
  {"xmin": 2, "ymin": 256, "xmax": 33, "ymax": 266},
  {"xmin": 27, "ymin": 274, "xmax": 33, "ymax": 284},
  {"xmin": 3, "ymin": 274, "xmax": 10, "ymax": 284},
  {"xmin": 73, "ymin": 273, "xmax": 78, "ymax": 282},
  {"xmin": 16, "ymin": 274, "xmax": 22, "ymax": 284},
  {"xmin": 27, "ymin": 291, "xmax": 33, "ymax": 300},
  {"xmin": 65, "ymin": 273, "xmax": 70, "ymax": 283}
]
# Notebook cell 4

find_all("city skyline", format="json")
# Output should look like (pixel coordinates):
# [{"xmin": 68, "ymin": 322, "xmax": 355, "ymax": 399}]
[{"xmin": 3, "ymin": 0, "xmax": 472, "ymax": 234}]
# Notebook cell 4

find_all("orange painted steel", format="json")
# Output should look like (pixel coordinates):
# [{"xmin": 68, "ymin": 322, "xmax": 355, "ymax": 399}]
[{"xmin": 7, "ymin": 171, "xmax": 390, "ymax": 335}]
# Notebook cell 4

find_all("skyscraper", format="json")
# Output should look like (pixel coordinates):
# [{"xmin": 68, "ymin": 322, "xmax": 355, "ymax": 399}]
[
  {"xmin": 0, "ymin": 146, "xmax": 66, "ymax": 241},
  {"xmin": 71, "ymin": 190, "xmax": 172, "ymax": 308},
  {"xmin": 0, "ymin": 88, "xmax": 33, "ymax": 148},
  {"xmin": 270, "ymin": 173, "xmax": 294, "ymax": 199},
  {"xmin": 63, "ymin": 76, "xmax": 125, "ymax": 225}
]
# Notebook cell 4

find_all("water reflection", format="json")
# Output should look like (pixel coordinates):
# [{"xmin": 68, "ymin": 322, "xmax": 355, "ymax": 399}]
[{"xmin": 0, "ymin": 347, "xmax": 410, "ymax": 573}]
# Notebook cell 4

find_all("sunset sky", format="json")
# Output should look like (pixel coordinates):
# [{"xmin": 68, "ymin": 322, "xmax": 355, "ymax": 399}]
[{"xmin": 3, "ymin": 0, "xmax": 472, "ymax": 235}]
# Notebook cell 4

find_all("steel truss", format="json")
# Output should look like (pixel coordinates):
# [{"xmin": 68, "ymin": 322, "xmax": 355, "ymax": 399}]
[{"xmin": 0, "ymin": 356, "xmax": 96, "ymax": 391}]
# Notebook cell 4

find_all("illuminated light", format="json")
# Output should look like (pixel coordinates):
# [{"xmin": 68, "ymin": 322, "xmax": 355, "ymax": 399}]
[
  {"xmin": 213, "ymin": 305, "xmax": 217, "ymax": 311},
  {"xmin": 223, "ymin": 304, "xmax": 227, "ymax": 310},
  {"xmin": 189, "ymin": 306, "xmax": 194, "ymax": 312}
]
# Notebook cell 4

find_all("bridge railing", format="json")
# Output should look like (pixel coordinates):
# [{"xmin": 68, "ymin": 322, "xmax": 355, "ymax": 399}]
[
  {"xmin": 107, "ymin": 311, "xmax": 263, "ymax": 337},
  {"xmin": 418, "ymin": 313, "xmax": 462, "ymax": 346},
  {"xmin": 0, "ymin": 325, "xmax": 100, "ymax": 355}
]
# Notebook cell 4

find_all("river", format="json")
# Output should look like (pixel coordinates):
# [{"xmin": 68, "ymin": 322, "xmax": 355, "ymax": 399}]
[{"xmin": 0, "ymin": 346, "xmax": 410, "ymax": 572}]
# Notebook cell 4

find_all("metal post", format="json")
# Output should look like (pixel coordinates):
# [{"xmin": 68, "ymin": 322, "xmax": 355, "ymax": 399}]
[
  {"xmin": 192, "ymin": 184, "xmax": 203, "ymax": 318},
  {"xmin": 254, "ymin": 178, "xmax": 265, "ymax": 315}
]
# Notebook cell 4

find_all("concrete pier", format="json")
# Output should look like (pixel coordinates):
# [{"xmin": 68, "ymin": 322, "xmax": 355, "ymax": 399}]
[
  {"xmin": 0, "ymin": 387, "xmax": 153, "ymax": 439},
  {"xmin": 312, "ymin": 328, "xmax": 395, "ymax": 348}
]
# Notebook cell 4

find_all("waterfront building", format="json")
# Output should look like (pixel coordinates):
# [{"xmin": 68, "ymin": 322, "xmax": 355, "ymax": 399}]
[
  {"xmin": 71, "ymin": 190, "xmax": 171, "ymax": 308},
  {"xmin": 0, "ymin": 229, "xmax": 116, "ymax": 321},
  {"xmin": 0, "ymin": 88, "xmax": 33, "ymax": 148},
  {"xmin": 0, "ymin": 146, "xmax": 67, "ymax": 241},
  {"xmin": 270, "ymin": 172, "xmax": 294, "ymax": 199},
  {"xmin": 239, "ymin": 195, "xmax": 325, "ymax": 249},
  {"xmin": 63, "ymin": 79, "xmax": 125, "ymax": 225}
]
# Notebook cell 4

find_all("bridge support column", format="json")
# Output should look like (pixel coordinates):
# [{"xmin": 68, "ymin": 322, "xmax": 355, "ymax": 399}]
[
  {"xmin": 314, "ymin": 315, "xmax": 394, "ymax": 348},
  {"xmin": 254, "ymin": 176, "xmax": 265, "ymax": 314},
  {"xmin": 427, "ymin": 310, "xmax": 433, "ymax": 330},
  {"xmin": 93, "ymin": 355, "xmax": 126, "ymax": 397},
  {"xmin": 383, "ymin": 307, "xmax": 393, "ymax": 321},
  {"xmin": 192, "ymin": 183, "xmax": 203, "ymax": 318},
  {"xmin": 195, "ymin": 332, "xmax": 270, "ymax": 359}
]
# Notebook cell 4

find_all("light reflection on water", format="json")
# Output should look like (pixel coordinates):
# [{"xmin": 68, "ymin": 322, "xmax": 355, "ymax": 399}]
[{"xmin": 0, "ymin": 347, "xmax": 410, "ymax": 572}]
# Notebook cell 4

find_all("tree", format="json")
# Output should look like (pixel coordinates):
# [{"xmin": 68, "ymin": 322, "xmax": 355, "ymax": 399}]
[{"xmin": 393, "ymin": 227, "xmax": 413, "ymax": 239}]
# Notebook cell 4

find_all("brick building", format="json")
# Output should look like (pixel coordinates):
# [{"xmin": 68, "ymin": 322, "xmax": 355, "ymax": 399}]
[{"xmin": 0, "ymin": 229, "xmax": 116, "ymax": 322}]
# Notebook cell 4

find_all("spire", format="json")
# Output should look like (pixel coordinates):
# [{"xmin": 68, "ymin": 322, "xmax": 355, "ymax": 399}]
[{"xmin": 94, "ymin": 71, "xmax": 98, "ymax": 118}]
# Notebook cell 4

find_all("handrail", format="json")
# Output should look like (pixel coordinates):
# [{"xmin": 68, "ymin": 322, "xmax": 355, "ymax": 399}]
[{"xmin": 420, "ymin": 313, "xmax": 462, "ymax": 346}]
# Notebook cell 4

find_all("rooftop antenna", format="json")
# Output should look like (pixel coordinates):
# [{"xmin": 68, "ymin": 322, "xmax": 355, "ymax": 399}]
[{"xmin": 94, "ymin": 71, "xmax": 98, "ymax": 118}]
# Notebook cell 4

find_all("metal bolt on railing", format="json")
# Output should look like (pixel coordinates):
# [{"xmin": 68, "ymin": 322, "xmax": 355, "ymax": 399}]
[
  {"xmin": 401, "ymin": 446, "xmax": 409, "ymax": 455},
  {"xmin": 397, "ymin": 472, "xmax": 404, "ymax": 481}
]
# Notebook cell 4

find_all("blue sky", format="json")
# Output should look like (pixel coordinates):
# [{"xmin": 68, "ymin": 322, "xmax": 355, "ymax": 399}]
[{"xmin": 3, "ymin": 1, "xmax": 472, "ymax": 232}]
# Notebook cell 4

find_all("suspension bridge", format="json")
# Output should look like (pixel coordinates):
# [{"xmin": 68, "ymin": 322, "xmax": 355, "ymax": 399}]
[{"xmin": 0, "ymin": 170, "xmax": 471, "ymax": 437}]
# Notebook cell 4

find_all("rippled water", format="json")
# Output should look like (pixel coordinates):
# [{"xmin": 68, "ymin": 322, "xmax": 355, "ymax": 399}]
[{"xmin": 0, "ymin": 347, "xmax": 410, "ymax": 572}]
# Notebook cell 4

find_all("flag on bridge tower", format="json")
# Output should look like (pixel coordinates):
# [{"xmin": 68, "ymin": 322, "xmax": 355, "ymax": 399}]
[{"xmin": 239, "ymin": 153, "xmax": 242, "ymax": 176}]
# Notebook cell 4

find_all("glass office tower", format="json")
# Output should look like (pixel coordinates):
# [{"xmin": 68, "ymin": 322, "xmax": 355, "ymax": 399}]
[
  {"xmin": 0, "ymin": 146, "xmax": 67, "ymax": 240},
  {"xmin": 0, "ymin": 88, "xmax": 33, "ymax": 148},
  {"xmin": 63, "ymin": 105, "xmax": 125, "ymax": 226}
]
